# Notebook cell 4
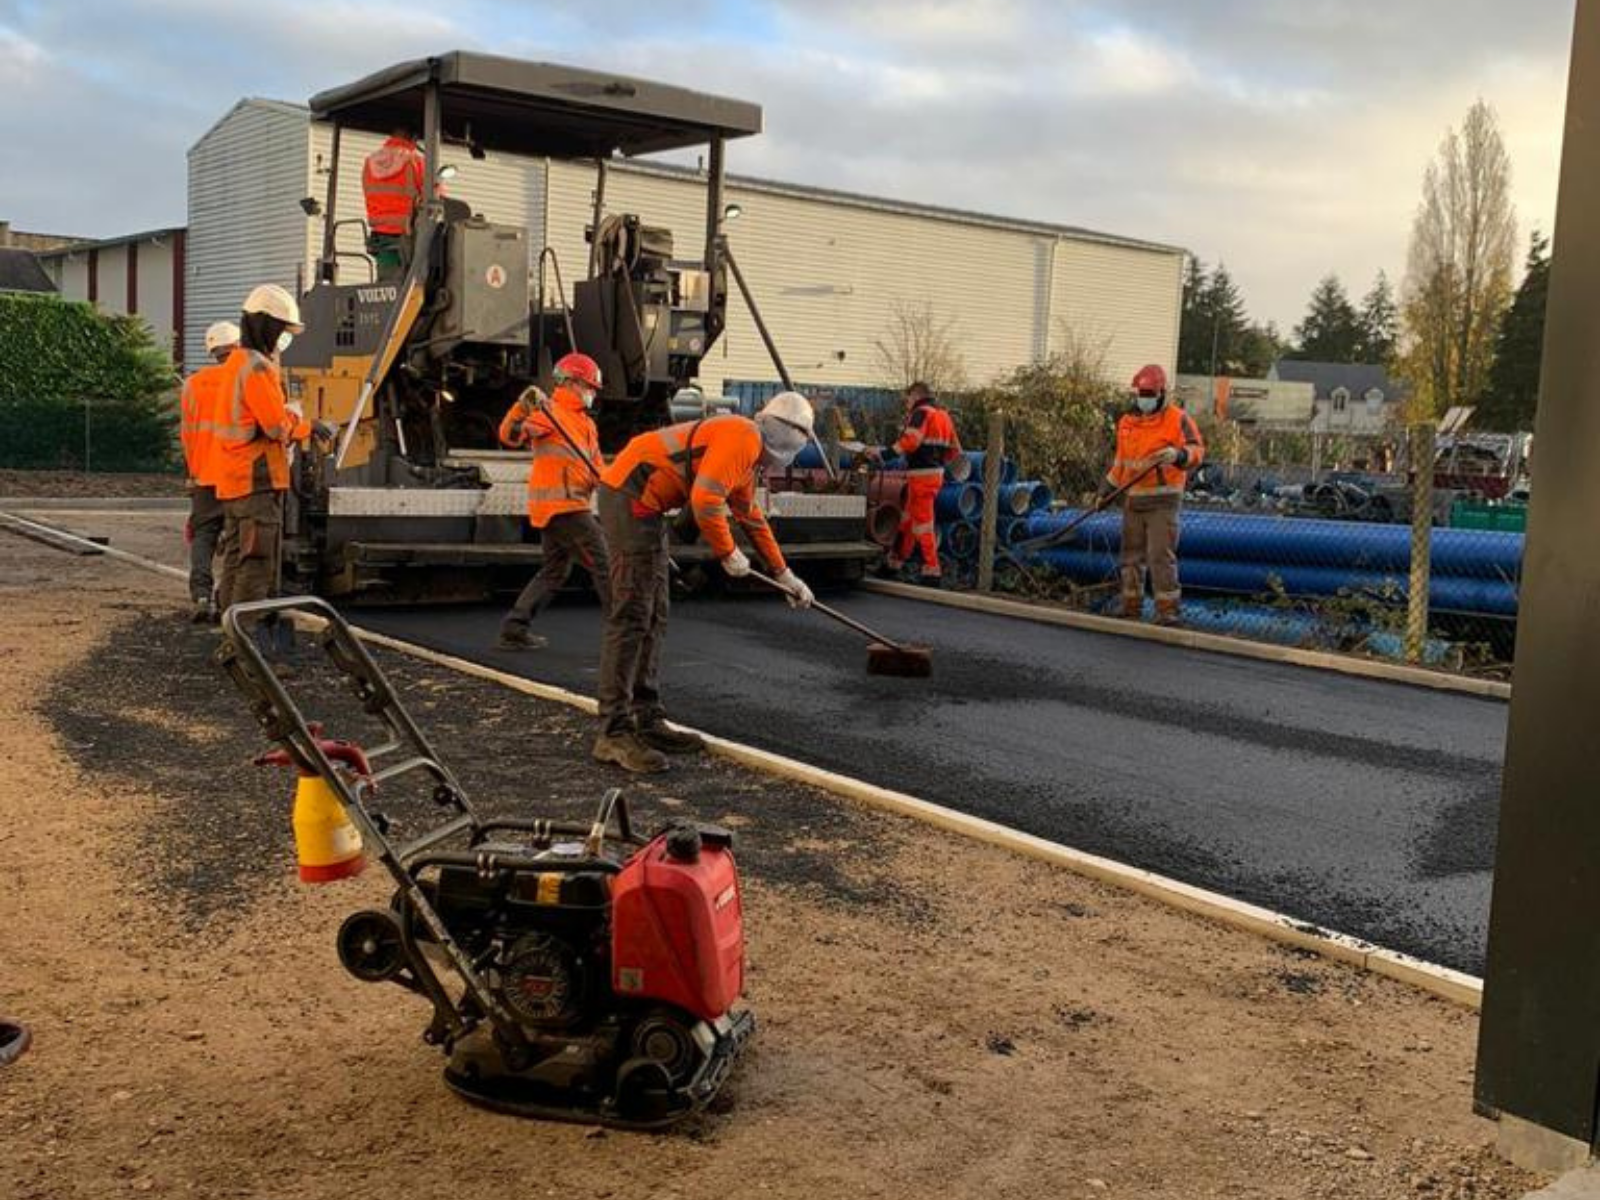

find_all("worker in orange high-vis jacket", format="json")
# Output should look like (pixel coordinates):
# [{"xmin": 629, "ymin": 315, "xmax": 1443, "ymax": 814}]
[
  {"xmin": 362, "ymin": 128, "xmax": 427, "ymax": 279},
  {"xmin": 871, "ymin": 381, "xmax": 962, "ymax": 584},
  {"xmin": 179, "ymin": 319, "xmax": 240, "ymax": 624},
  {"xmin": 1100, "ymin": 363, "xmax": 1205, "ymax": 626},
  {"xmin": 212, "ymin": 284, "xmax": 335, "ymax": 659},
  {"xmin": 495, "ymin": 353, "xmax": 612, "ymax": 651},
  {"xmin": 593, "ymin": 392, "xmax": 817, "ymax": 774}
]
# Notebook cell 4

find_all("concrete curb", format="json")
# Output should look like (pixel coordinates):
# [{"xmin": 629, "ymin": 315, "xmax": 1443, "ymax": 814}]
[
  {"xmin": 863, "ymin": 579, "xmax": 1513, "ymax": 701},
  {"xmin": 4, "ymin": 507, "xmax": 1485, "ymax": 1009}
]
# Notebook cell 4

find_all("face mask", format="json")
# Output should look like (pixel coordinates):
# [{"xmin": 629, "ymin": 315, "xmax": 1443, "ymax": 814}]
[
  {"xmin": 758, "ymin": 417, "xmax": 808, "ymax": 469},
  {"xmin": 1135, "ymin": 395, "xmax": 1160, "ymax": 414},
  {"xmin": 276, "ymin": 332, "xmax": 294, "ymax": 354},
  {"xmin": 577, "ymin": 385, "xmax": 597, "ymax": 410}
]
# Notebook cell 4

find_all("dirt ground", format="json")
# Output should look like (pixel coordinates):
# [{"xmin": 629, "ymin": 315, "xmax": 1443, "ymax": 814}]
[
  {"xmin": 0, "ymin": 511, "xmax": 1546, "ymax": 1200},
  {"xmin": 0, "ymin": 469, "xmax": 187, "ymax": 499}
]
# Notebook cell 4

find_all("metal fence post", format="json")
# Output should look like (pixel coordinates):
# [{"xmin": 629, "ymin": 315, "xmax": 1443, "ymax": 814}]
[
  {"xmin": 83, "ymin": 395, "xmax": 91, "ymax": 475},
  {"xmin": 1405, "ymin": 421, "xmax": 1436, "ymax": 663},
  {"xmin": 977, "ymin": 410, "xmax": 1004, "ymax": 592}
]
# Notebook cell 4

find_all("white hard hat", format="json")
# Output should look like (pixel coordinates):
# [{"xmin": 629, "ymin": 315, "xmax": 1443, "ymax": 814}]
[
  {"xmin": 204, "ymin": 320, "xmax": 240, "ymax": 354},
  {"xmin": 757, "ymin": 390, "xmax": 815, "ymax": 436},
  {"xmin": 242, "ymin": 283, "xmax": 304, "ymax": 333}
]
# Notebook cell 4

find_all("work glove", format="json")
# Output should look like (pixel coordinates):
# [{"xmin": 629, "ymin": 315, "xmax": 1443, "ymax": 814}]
[
  {"xmin": 311, "ymin": 419, "xmax": 339, "ymax": 445},
  {"xmin": 720, "ymin": 547, "xmax": 751, "ymax": 578},
  {"xmin": 775, "ymin": 568, "xmax": 814, "ymax": 609},
  {"xmin": 1095, "ymin": 477, "xmax": 1117, "ymax": 503},
  {"xmin": 1152, "ymin": 446, "xmax": 1180, "ymax": 467},
  {"xmin": 514, "ymin": 387, "xmax": 547, "ymax": 416},
  {"xmin": 864, "ymin": 446, "xmax": 886, "ymax": 465}
]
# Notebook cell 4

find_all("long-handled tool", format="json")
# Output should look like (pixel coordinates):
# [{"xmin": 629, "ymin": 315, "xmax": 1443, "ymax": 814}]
[
  {"xmin": 746, "ymin": 568, "xmax": 932, "ymax": 678},
  {"xmin": 1012, "ymin": 463, "xmax": 1161, "ymax": 556}
]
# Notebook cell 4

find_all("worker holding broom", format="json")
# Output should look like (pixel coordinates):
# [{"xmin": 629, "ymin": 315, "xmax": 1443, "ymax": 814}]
[
  {"xmin": 593, "ymin": 392, "xmax": 817, "ymax": 775},
  {"xmin": 1101, "ymin": 363, "xmax": 1205, "ymax": 626},
  {"xmin": 495, "ymin": 352, "xmax": 612, "ymax": 651}
]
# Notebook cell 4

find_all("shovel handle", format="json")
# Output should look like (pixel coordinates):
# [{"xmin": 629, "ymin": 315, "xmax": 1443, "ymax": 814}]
[{"xmin": 746, "ymin": 568, "xmax": 912, "ymax": 653}]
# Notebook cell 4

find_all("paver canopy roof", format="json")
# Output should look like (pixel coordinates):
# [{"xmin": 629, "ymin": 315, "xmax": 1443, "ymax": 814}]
[{"xmin": 309, "ymin": 51, "xmax": 762, "ymax": 159}]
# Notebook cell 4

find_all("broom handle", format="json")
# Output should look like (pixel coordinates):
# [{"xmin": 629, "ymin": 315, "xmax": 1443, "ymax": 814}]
[
  {"xmin": 1014, "ymin": 462, "xmax": 1160, "ymax": 554},
  {"xmin": 747, "ymin": 568, "xmax": 911, "ymax": 652}
]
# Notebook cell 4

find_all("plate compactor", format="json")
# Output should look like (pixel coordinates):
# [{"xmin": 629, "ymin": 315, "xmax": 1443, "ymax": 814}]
[{"xmin": 217, "ymin": 597, "xmax": 754, "ymax": 1128}]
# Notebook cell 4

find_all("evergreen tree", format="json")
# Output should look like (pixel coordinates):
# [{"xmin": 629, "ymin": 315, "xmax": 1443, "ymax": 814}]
[
  {"xmin": 1480, "ymin": 232, "xmax": 1550, "ymax": 431},
  {"xmin": 1291, "ymin": 275, "xmax": 1363, "ymax": 361},
  {"xmin": 1177, "ymin": 257, "xmax": 1213, "ymax": 374},
  {"xmin": 1202, "ymin": 263, "xmax": 1253, "ymax": 375},
  {"xmin": 1356, "ymin": 272, "xmax": 1398, "ymax": 364}
]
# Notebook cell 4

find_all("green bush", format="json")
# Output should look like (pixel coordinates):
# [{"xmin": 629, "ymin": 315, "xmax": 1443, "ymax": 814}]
[{"xmin": 0, "ymin": 293, "xmax": 180, "ymax": 471}]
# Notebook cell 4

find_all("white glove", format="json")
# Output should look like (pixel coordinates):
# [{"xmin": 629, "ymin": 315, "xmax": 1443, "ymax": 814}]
[
  {"xmin": 720, "ymin": 548, "xmax": 751, "ymax": 577},
  {"xmin": 1152, "ymin": 446, "xmax": 1181, "ymax": 466},
  {"xmin": 776, "ymin": 568, "xmax": 814, "ymax": 609}
]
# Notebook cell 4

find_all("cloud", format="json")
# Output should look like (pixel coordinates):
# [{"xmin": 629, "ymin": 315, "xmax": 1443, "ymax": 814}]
[{"xmin": 0, "ymin": 0, "xmax": 1575, "ymax": 331}]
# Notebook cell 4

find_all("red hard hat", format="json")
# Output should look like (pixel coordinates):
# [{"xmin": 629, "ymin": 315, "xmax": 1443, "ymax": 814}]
[
  {"xmin": 554, "ymin": 352, "xmax": 603, "ymax": 391},
  {"xmin": 1131, "ymin": 364, "xmax": 1167, "ymax": 395}
]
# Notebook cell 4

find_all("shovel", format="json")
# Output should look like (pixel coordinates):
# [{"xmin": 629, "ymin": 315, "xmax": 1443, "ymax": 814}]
[{"xmin": 746, "ymin": 568, "xmax": 932, "ymax": 678}]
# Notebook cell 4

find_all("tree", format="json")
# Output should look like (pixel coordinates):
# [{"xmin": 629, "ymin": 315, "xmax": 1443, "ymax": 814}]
[
  {"xmin": 1356, "ymin": 272, "xmax": 1398, "ymax": 365},
  {"xmin": 1178, "ymin": 258, "xmax": 1280, "ymax": 378},
  {"xmin": 872, "ymin": 297, "xmax": 968, "ymax": 398},
  {"xmin": 1479, "ymin": 231, "xmax": 1550, "ymax": 431},
  {"xmin": 1177, "ymin": 256, "xmax": 1213, "ymax": 374},
  {"xmin": 1291, "ymin": 275, "xmax": 1363, "ymax": 362},
  {"xmin": 1398, "ymin": 100, "xmax": 1517, "ymax": 416}
]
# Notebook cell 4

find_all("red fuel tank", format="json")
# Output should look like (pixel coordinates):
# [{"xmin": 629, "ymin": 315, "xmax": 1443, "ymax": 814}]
[{"xmin": 611, "ymin": 827, "xmax": 744, "ymax": 1021}]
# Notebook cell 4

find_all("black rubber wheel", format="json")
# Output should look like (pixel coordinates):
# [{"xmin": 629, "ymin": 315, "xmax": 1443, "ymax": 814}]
[{"xmin": 0, "ymin": 1020, "xmax": 32, "ymax": 1066}]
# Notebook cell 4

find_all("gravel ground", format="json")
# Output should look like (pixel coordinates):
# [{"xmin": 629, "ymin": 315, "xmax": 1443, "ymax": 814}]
[
  {"xmin": 0, "ymin": 468, "xmax": 187, "ymax": 499},
  {"xmin": 0, "ymin": 521, "xmax": 1548, "ymax": 1200}
]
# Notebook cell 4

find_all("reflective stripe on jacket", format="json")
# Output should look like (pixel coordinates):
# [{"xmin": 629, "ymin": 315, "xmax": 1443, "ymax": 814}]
[
  {"xmin": 179, "ymin": 363, "xmax": 230, "ymax": 486},
  {"xmin": 362, "ymin": 138, "xmax": 425, "ymax": 236},
  {"xmin": 211, "ymin": 348, "xmax": 310, "ymax": 501},
  {"xmin": 894, "ymin": 399, "xmax": 962, "ymax": 479},
  {"xmin": 1107, "ymin": 405, "xmax": 1206, "ymax": 496},
  {"xmin": 600, "ymin": 413, "xmax": 786, "ymax": 572},
  {"xmin": 499, "ymin": 385, "xmax": 602, "ymax": 528}
]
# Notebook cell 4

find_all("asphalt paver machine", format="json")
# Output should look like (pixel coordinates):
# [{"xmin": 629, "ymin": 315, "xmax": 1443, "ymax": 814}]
[{"xmin": 281, "ymin": 51, "xmax": 876, "ymax": 602}]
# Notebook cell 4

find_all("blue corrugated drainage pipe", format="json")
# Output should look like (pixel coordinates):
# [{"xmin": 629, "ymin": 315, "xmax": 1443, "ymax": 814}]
[
  {"xmin": 936, "ymin": 483, "xmax": 983, "ymax": 522},
  {"xmin": 1022, "ymin": 509, "xmax": 1523, "ymax": 579},
  {"xmin": 998, "ymin": 481, "xmax": 1053, "ymax": 515},
  {"xmin": 962, "ymin": 451, "xmax": 1017, "ymax": 487}
]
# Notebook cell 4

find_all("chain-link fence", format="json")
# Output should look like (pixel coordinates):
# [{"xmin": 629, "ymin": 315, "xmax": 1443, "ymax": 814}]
[
  {"xmin": 813, "ymin": 394, "xmax": 1522, "ymax": 679},
  {"xmin": 0, "ymin": 394, "xmax": 181, "ymax": 474}
]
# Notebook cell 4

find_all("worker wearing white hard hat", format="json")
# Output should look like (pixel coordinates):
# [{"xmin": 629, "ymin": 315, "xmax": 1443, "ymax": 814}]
[{"xmin": 177, "ymin": 320, "xmax": 243, "ymax": 623}]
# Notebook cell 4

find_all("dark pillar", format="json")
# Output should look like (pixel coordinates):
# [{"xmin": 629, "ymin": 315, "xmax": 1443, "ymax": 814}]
[{"xmin": 1475, "ymin": 0, "xmax": 1600, "ymax": 1174}]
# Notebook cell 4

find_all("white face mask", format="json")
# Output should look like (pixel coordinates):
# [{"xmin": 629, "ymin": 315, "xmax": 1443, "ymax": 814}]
[
  {"xmin": 1135, "ymin": 394, "xmax": 1160, "ymax": 414},
  {"xmin": 276, "ymin": 331, "xmax": 295, "ymax": 354},
  {"xmin": 577, "ymin": 384, "xmax": 597, "ymax": 410},
  {"xmin": 757, "ymin": 416, "xmax": 808, "ymax": 470}
]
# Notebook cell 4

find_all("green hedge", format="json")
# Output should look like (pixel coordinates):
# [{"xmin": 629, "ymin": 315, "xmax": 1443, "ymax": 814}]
[{"xmin": 0, "ymin": 293, "xmax": 180, "ymax": 471}]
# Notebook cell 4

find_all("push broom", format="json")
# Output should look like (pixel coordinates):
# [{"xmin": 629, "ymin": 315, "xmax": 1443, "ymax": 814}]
[{"xmin": 746, "ymin": 569, "xmax": 933, "ymax": 678}]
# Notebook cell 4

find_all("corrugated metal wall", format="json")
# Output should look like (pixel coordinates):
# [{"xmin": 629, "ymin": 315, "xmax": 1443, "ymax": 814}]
[
  {"xmin": 1050, "ymin": 238, "xmax": 1183, "ymax": 388},
  {"xmin": 185, "ymin": 101, "xmax": 310, "ymax": 374}
]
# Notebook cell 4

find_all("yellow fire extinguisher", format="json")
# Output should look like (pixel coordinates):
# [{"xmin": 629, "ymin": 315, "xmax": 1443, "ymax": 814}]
[{"xmin": 255, "ymin": 740, "xmax": 369, "ymax": 883}]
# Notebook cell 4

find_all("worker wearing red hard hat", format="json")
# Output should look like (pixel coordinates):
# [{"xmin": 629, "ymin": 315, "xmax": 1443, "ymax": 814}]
[
  {"xmin": 1101, "ymin": 363, "xmax": 1205, "ymax": 626},
  {"xmin": 495, "ymin": 352, "xmax": 611, "ymax": 650}
]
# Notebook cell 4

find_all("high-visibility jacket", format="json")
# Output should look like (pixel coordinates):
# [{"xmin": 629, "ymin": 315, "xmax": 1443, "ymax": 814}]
[
  {"xmin": 601, "ymin": 413, "xmax": 786, "ymax": 572},
  {"xmin": 498, "ymin": 386, "xmax": 601, "ymax": 527},
  {"xmin": 1107, "ymin": 404, "xmax": 1206, "ymax": 497},
  {"xmin": 179, "ymin": 363, "xmax": 230, "ymax": 487},
  {"xmin": 211, "ymin": 348, "xmax": 311, "ymax": 502},
  {"xmin": 362, "ymin": 137, "xmax": 425, "ymax": 237},
  {"xmin": 893, "ymin": 398, "xmax": 961, "ymax": 479}
]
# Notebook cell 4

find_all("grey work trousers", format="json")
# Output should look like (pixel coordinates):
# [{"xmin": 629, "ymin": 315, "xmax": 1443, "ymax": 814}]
[
  {"xmin": 502, "ymin": 510, "xmax": 611, "ymax": 633},
  {"xmin": 596, "ymin": 486, "xmax": 670, "ymax": 737},
  {"xmin": 188, "ymin": 485, "xmax": 225, "ymax": 603},
  {"xmin": 217, "ymin": 490, "xmax": 282, "ymax": 614},
  {"xmin": 1118, "ymin": 493, "xmax": 1183, "ymax": 614}
]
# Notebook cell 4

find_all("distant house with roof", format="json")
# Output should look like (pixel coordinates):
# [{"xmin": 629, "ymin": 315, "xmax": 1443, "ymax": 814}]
[
  {"xmin": 0, "ymin": 248, "xmax": 58, "ymax": 294},
  {"xmin": 1267, "ymin": 360, "xmax": 1406, "ymax": 433}
]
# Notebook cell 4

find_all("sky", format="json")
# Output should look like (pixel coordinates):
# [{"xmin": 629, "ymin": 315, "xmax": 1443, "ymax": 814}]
[{"xmin": 0, "ymin": 0, "xmax": 1577, "ymax": 331}]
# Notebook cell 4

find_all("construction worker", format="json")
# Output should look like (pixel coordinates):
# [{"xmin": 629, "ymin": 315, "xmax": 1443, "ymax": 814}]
[
  {"xmin": 593, "ymin": 392, "xmax": 817, "ymax": 774},
  {"xmin": 871, "ymin": 382, "xmax": 962, "ymax": 584},
  {"xmin": 496, "ymin": 353, "xmax": 612, "ymax": 650},
  {"xmin": 362, "ymin": 128, "xmax": 426, "ymax": 279},
  {"xmin": 212, "ymin": 284, "xmax": 333, "ymax": 646},
  {"xmin": 179, "ymin": 319, "xmax": 240, "ymax": 623},
  {"xmin": 1101, "ymin": 363, "xmax": 1205, "ymax": 626}
]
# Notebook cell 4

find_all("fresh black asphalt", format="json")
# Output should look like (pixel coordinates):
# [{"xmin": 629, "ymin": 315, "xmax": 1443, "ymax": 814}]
[{"xmin": 352, "ymin": 591, "xmax": 1507, "ymax": 975}]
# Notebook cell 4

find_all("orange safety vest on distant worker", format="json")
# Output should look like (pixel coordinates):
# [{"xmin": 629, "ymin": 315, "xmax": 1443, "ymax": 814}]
[
  {"xmin": 601, "ymin": 414, "xmax": 787, "ymax": 572},
  {"xmin": 362, "ymin": 137, "xmax": 426, "ymax": 237},
  {"xmin": 893, "ymin": 397, "xmax": 962, "ymax": 479},
  {"xmin": 210, "ymin": 349, "xmax": 311, "ymax": 501},
  {"xmin": 179, "ymin": 363, "xmax": 230, "ymax": 487},
  {"xmin": 1107, "ymin": 404, "xmax": 1206, "ymax": 497},
  {"xmin": 499, "ymin": 386, "xmax": 602, "ymax": 528}
]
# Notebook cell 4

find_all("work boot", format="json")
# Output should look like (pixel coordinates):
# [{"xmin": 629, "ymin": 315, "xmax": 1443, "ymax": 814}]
[
  {"xmin": 592, "ymin": 731, "xmax": 669, "ymax": 775},
  {"xmin": 496, "ymin": 625, "xmax": 546, "ymax": 651},
  {"xmin": 1119, "ymin": 596, "xmax": 1143, "ymax": 620},
  {"xmin": 1155, "ymin": 601, "xmax": 1183, "ymax": 628},
  {"xmin": 915, "ymin": 571, "xmax": 943, "ymax": 590},
  {"xmin": 190, "ymin": 597, "xmax": 215, "ymax": 625},
  {"xmin": 874, "ymin": 557, "xmax": 904, "ymax": 580},
  {"xmin": 635, "ymin": 716, "xmax": 706, "ymax": 755}
]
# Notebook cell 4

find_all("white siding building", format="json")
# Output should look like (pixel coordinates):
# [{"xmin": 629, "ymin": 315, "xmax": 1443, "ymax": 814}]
[
  {"xmin": 35, "ymin": 228, "xmax": 186, "ymax": 358},
  {"xmin": 185, "ymin": 98, "xmax": 1184, "ymax": 391}
]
